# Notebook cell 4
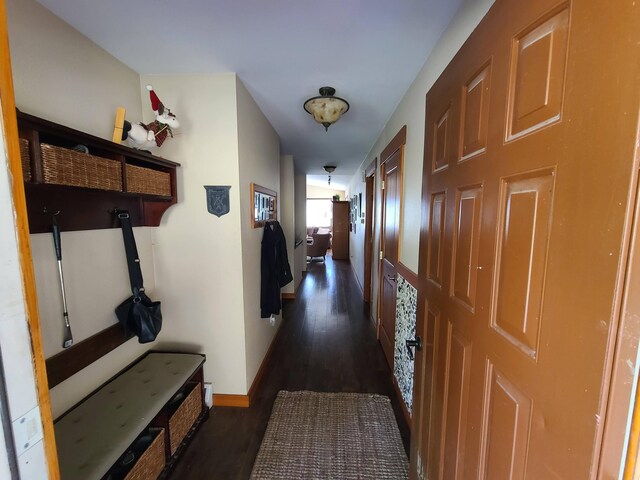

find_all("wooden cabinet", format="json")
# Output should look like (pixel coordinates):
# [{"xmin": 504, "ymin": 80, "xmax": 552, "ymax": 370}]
[
  {"xmin": 332, "ymin": 201, "xmax": 349, "ymax": 260},
  {"xmin": 17, "ymin": 110, "xmax": 180, "ymax": 233}
]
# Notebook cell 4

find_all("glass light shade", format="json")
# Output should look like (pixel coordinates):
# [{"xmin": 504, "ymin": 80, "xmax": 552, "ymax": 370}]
[{"xmin": 304, "ymin": 87, "xmax": 350, "ymax": 131}]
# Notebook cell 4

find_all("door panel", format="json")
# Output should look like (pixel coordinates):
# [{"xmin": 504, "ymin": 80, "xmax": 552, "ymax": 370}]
[
  {"xmin": 428, "ymin": 192, "xmax": 446, "ymax": 286},
  {"xmin": 433, "ymin": 109, "xmax": 451, "ymax": 172},
  {"xmin": 479, "ymin": 360, "xmax": 532, "ymax": 479},
  {"xmin": 492, "ymin": 169, "xmax": 554, "ymax": 358},
  {"xmin": 506, "ymin": 6, "xmax": 569, "ymax": 141},
  {"xmin": 460, "ymin": 63, "xmax": 491, "ymax": 162},
  {"xmin": 379, "ymin": 150, "xmax": 402, "ymax": 369},
  {"xmin": 451, "ymin": 186, "xmax": 482, "ymax": 311},
  {"xmin": 410, "ymin": 0, "xmax": 640, "ymax": 478},
  {"xmin": 441, "ymin": 323, "xmax": 472, "ymax": 480}
]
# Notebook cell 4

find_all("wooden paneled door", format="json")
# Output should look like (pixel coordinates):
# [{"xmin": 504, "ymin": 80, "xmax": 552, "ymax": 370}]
[
  {"xmin": 331, "ymin": 201, "xmax": 349, "ymax": 260},
  {"xmin": 379, "ymin": 148, "xmax": 402, "ymax": 370},
  {"xmin": 410, "ymin": 0, "xmax": 640, "ymax": 479}
]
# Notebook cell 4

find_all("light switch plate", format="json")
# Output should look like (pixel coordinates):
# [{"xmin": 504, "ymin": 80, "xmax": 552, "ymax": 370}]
[{"xmin": 12, "ymin": 406, "xmax": 43, "ymax": 456}]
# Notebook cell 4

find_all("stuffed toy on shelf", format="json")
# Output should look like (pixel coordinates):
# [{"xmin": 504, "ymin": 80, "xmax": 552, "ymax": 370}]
[{"xmin": 113, "ymin": 85, "xmax": 180, "ymax": 151}]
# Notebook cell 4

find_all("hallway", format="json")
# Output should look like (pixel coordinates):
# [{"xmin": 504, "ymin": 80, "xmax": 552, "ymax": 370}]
[{"xmin": 170, "ymin": 255, "xmax": 410, "ymax": 479}]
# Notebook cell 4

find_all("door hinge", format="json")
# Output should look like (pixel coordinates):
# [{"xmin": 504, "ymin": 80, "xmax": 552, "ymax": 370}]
[
  {"xmin": 381, "ymin": 180, "xmax": 385, "ymax": 190},
  {"xmin": 379, "ymin": 250, "xmax": 383, "ymax": 260}
]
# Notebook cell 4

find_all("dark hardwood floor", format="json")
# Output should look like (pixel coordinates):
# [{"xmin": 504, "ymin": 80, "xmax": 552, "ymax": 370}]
[{"xmin": 169, "ymin": 254, "xmax": 410, "ymax": 479}]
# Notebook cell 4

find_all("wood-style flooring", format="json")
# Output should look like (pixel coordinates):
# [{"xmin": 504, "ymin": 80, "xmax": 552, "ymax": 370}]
[{"xmin": 169, "ymin": 255, "xmax": 410, "ymax": 479}]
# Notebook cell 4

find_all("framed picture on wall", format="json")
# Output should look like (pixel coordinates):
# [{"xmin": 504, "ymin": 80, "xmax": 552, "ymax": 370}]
[{"xmin": 251, "ymin": 183, "xmax": 277, "ymax": 228}]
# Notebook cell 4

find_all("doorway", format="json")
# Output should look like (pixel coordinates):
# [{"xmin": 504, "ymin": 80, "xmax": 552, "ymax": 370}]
[
  {"xmin": 409, "ymin": 0, "xmax": 640, "ymax": 477},
  {"xmin": 378, "ymin": 127, "xmax": 406, "ymax": 371},
  {"xmin": 363, "ymin": 158, "xmax": 376, "ymax": 314}
]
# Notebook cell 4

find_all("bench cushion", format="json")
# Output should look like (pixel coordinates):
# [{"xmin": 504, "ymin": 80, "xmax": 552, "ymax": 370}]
[{"xmin": 55, "ymin": 352, "xmax": 204, "ymax": 480}]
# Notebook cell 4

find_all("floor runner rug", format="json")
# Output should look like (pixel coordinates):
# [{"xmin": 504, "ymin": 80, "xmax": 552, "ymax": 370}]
[{"xmin": 250, "ymin": 391, "xmax": 409, "ymax": 480}]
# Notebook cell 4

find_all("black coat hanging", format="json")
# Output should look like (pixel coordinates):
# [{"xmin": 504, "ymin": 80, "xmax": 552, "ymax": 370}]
[{"xmin": 261, "ymin": 221, "xmax": 293, "ymax": 318}]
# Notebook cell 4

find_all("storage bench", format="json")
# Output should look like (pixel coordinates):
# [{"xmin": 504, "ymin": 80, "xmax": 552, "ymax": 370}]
[{"xmin": 54, "ymin": 352, "xmax": 207, "ymax": 480}]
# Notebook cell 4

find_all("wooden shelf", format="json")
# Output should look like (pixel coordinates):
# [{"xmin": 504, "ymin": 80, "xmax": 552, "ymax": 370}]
[{"xmin": 17, "ymin": 110, "xmax": 180, "ymax": 233}]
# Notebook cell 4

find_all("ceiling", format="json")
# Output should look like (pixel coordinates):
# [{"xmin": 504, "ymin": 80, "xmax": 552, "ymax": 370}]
[
  {"xmin": 36, "ymin": 0, "xmax": 463, "ymax": 177},
  {"xmin": 307, "ymin": 175, "xmax": 353, "ymax": 192}
]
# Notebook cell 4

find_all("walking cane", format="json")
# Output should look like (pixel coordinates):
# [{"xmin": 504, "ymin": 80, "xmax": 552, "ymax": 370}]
[{"xmin": 51, "ymin": 213, "xmax": 73, "ymax": 348}]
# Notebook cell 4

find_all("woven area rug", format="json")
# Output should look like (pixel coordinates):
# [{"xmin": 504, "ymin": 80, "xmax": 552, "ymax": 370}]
[{"xmin": 250, "ymin": 391, "xmax": 409, "ymax": 480}]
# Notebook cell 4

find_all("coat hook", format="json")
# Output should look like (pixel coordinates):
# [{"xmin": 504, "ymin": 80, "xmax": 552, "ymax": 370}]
[{"xmin": 42, "ymin": 207, "xmax": 61, "ymax": 216}]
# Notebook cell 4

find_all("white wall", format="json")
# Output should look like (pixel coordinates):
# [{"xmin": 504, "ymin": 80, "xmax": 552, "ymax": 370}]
[
  {"xmin": 142, "ymin": 75, "xmax": 283, "ymax": 396},
  {"xmin": 279, "ymin": 155, "xmax": 295, "ymax": 295},
  {"xmin": 236, "ymin": 77, "xmax": 282, "ymax": 391},
  {"xmin": 140, "ymin": 73, "xmax": 249, "ymax": 395},
  {"xmin": 6, "ymin": 0, "xmax": 141, "ymax": 139},
  {"xmin": 307, "ymin": 184, "xmax": 345, "ymax": 199},
  {"xmin": 348, "ymin": 0, "xmax": 496, "ymax": 322},
  {"xmin": 31, "ymin": 229, "xmax": 156, "ymax": 416},
  {"xmin": 8, "ymin": 0, "xmax": 284, "ymax": 401},
  {"xmin": 293, "ymin": 165, "xmax": 307, "ymax": 288},
  {"xmin": 0, "ymin": 99, "xmax": 47, "ymax": 477},
  {"xmin": 6, "ymin": 0, "xmax": 155, "ymax": 417},
  {"xmin": 346, "ymin": 180, "xmax": 366, "ymax": 291}
]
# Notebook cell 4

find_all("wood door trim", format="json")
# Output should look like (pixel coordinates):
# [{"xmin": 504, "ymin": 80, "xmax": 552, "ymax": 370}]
[
  {"xmin": 0, "ymin": 0, "xmax": 60, "ymax": 476},
  {"xmin": 377, "ymin": 136, "xmax": 404, "ymax": 362},
  {"xmin": 364, "ymin": 165, "xmax": 376, "ymax": 305},
  {"xmin": 381, "ymin": 125, "xmax": 407, "ymax": 164},
  {"xmin": 365, "ymin": 158, "xmax": 377, "ymax": 177},
  {"xmin": 377, "ymin": 129, "xmax": 406, "ymax": 332},
  {"xmin": 622, "ymin": 383, "xmax": 640, "ymax": 479},
  {"xmin": 601, "ymin": 162, "xmax": 640, "ymax": 478},
  {"xmin": 397, "ymin": 261, "xmax": 419, "ymax": 289}
]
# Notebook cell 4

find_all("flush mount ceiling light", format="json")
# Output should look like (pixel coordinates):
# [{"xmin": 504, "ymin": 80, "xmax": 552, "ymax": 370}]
[{"xmin": 304, "ymin": 87, "xmax": 350, "ymax": 131}]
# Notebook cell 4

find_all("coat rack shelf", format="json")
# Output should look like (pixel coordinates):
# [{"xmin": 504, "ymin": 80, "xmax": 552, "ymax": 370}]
[{"xmin": 17, "ymin": 110, "xmax": 181, "ymax": 233}]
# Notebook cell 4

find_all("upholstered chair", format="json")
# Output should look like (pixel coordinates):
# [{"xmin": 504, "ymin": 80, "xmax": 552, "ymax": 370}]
[{"xmin": 306, "ymin": 233, "xmax": 331, "ymax": 262}]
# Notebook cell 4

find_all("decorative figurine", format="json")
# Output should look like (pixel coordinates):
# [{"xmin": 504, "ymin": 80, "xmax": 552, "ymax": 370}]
[{"xmin": 113, "ymin": 85, "xmax": 180, "ymax": 151}]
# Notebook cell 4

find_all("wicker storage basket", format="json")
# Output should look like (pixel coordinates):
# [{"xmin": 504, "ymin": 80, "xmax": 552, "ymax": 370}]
[
  {"xmin": 126, "ymin": 164, "xmax": 171, "ymax": 196},
  {"xmin": 124, "ymin": 428, "xmax": 165, "ymax": 480},
  {"xmin": 19, "ymin": 138, "xmax": 31, "ymax": 181},
  {"xmin": 168, "ymin": 383, "xmax": 202, "ymax": 455},
  {"xmin": 41, "ymin": 143, "xmax": 122, "ymax": 191}
]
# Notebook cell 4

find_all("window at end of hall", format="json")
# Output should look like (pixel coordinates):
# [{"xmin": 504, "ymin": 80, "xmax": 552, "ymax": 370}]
[{"xmin": 307, "ymin": 199, "xmax": 333, "ymax": 228}]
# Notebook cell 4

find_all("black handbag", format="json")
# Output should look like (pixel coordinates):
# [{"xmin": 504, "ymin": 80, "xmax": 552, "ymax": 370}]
[{"xmin": 115, "ymin": 210, "xmax": 162, "ymax": 343}]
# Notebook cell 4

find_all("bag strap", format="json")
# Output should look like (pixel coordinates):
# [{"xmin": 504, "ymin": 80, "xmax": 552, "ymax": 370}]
[{"xmin": 117, "ymin": 210, "xmax": 144, "ymax": 297}]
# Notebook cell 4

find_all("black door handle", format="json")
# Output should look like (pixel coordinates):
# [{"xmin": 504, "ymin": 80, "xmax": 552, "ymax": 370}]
[{"xmin": 406, "ymin": 336, "xmax": 422, "ymax": 361}]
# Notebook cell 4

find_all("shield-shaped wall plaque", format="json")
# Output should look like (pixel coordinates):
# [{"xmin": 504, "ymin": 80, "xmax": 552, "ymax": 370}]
[{"xmin": 204, "ymin": 185, "xmax": 231, "ymax": 217}]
